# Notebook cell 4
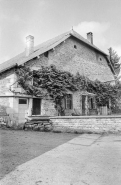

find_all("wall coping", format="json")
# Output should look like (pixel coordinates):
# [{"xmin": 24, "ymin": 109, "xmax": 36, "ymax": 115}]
[{"xmin": 50, "ymin": 115, "xmax": 121, "ymax": 119}]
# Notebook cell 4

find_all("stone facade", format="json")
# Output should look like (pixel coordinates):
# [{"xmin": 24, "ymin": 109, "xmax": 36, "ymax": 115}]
[
  {"xmin": 0, "ymin": 69, "xmax": 18, "ymax": 126},
  {"xmin": 0, "ymin": 36, "xmax": 115, "ymax": 127},
  {"xmin": 0, "ymin": 69, "xmax": 15, "ymax": 96},
  {"xmin": 26, "ymin": 37, "xmax": 113, "ymax": 82}
]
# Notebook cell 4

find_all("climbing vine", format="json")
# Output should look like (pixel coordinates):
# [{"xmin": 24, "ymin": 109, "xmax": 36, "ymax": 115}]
[
  {"xmin": 15, "ymin": 65, "xmax": 121, "ymax": 114},
  {"xmin": 15, "ymin": 65, "xmax": 78, "ymax": 115}
]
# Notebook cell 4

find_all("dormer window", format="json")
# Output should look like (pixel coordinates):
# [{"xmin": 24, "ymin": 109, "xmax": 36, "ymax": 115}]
[
  {"xmin": 44, "ymin": 51, "xmax": 49, "ymax": 58},
  {"xmin": 74, "ymin": 45, "xmax": 77, "ymax": 49}
]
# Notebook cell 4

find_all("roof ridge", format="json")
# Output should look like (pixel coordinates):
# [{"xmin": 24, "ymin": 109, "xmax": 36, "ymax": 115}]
[
  {"xmin": 34, "ymin": 30, "xmax": 71, "ymax": 51},
  {"xmin": 70, "ymin": 29, "xmax": 108, "ymax": 56}
]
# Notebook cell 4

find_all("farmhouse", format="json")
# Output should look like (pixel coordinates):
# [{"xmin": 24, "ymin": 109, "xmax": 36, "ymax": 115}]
[{"xmin": 0, "ymin": 30, "xmax": 115, "ymax": 127}]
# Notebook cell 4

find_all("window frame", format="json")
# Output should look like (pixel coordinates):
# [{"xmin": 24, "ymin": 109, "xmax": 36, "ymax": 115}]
[
  {"xmin": 19, "ymin": 98, "xmax": 28, "ymax": 105},
  {"xmin": 89, "ymin": 97, "xmax": 96, "ymax": 109}
]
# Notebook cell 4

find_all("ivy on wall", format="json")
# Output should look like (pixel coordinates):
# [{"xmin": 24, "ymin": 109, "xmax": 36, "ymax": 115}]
[{"xmin": 15, "ymin": 65, "xmax": 121, "ymax": 113}]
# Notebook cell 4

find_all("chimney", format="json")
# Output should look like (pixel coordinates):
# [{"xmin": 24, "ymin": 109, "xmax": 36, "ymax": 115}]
[
  {"xmin": 87, "ymin": 32, "xmax": 93, "ymax": 44},
  {"xmin": 25, "ymin": 35, "xmax": 34, "ymax": 56}
]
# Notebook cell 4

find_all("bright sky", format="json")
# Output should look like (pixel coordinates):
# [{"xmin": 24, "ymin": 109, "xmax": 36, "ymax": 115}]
[{"xmin": 0, "ymin": 0, "xmax": 121, "ymax": 64}]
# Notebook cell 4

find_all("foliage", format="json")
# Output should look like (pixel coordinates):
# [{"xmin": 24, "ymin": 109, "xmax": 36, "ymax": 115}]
[
  {"xmin": 73, "ymin": 72, "xmax": 121, "ymax": 108},
  {"xmin": 16, "ymin": 65, "xmax": 77, "ymax": 115},
  {"xmin": 15, "ymin": 65, "xmax": 121, "ymax": 114},
  {"xmin": 108, "ymin": 47, "xmax": 120, "ymax": 75},
  {"xmin": 86, "ymin": 79, "xmax": 119, "ymax": 108}
]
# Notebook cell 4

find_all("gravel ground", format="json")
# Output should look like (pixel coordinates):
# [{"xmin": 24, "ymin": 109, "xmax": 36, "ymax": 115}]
[{"xmin": 0, "ymin": 129, "xmax": 77, "ymax": 179}]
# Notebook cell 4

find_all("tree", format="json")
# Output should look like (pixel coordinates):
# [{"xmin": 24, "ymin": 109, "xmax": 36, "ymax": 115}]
[{"xmin": 108, "ymin": 47, "xmax": 120, "ymax": 75}]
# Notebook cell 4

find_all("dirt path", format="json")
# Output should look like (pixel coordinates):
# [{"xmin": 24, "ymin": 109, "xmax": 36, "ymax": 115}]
[{"xmin": 0, "ymin": 129, "xmax": 77, "ymax": 179}]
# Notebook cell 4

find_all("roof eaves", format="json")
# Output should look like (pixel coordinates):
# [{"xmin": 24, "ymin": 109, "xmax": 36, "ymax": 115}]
[
  {"xmin": 0, "ymin": 63, "xmax": 17, "ymax": 74},
  {"xmin": 0, "ymin": 31, "xmax": 71, "ymax": 74}
]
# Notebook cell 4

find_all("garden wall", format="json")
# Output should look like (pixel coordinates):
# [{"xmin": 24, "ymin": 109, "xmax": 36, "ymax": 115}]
[{"xmin": 50, "ymin": 116, "xmax": 121, "ymax": 133}]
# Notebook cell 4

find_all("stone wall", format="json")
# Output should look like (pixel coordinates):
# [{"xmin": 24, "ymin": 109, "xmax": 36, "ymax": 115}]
[
  {"xmin": 0, "ymin": 69, "xmax": 20, "ymax": 127},
  {"xmin": 41, "ymin": 91, "xmax": 83, "ymax": 116},
  {"xmin": 0, "ymin": 36, "xmax": 115, "ymax": 126},
  {"xmin": 50, "ymin": 116, "xmax": 121, "ymax": 133},
  {"xmin": 0, "ymin": 97, "xmax": 19, "ymax": 127},
  {"xmin": 0, "ymin": 69, "xmax": 16, "ymax": 96},
  {"xmin": 26, "ymin": 37, "xmax": 114, "ymax": 82},
  {"xmin": 41, "ymin": 98, "xmax": 57, "ymax": 116},
  {"xmin": 24, "ymin": 36, "xmax": 114, "ymax": 118}
]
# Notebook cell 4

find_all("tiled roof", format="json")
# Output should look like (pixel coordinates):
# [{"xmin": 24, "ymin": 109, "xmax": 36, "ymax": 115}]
[
  {"xmin": 0, "ymin": 31, "xmax": 70, "ymax": 73},
  {"xmin": 0, "ymin": 30, "xmax": 113, "ymax": 75}
]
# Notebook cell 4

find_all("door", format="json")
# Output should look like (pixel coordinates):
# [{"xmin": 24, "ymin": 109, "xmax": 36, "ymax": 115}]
[
  {"xmin": 82, "ymin": 95, "xmax": 86, "ymax": 115},
  {"xmin": 32, "ymin": 98, "xmax": 41, "ymax": 115},
  {"xmin": 18, "ymin": 98, "xmax": 28, "ymax": 123}
]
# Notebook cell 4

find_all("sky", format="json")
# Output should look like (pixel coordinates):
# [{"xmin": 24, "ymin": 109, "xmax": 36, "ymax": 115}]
[{"xmin": 0, "ymin": 0, "xmax": 121, "ymax": 64}]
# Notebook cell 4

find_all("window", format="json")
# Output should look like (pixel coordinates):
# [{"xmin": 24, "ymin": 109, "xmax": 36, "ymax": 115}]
[
  {"xmin": 19, "ymin": 99, "xmax": 27, "ymax": 104},
  {"xmin": 107, "ymin": 99, "xmax": 111, "ymax": 109},
  {"xmin": 65, "ymin": 94, "xmax": 73, "ymax": 109},
  {"xmin": 89, "ymin": 97, "xmax": 96, "ymax": 109},
  {"xmin": 91, "ymin": 98, "xmax": 94, "ymax": 109},
  {"xmin": 74, "ymin": 45, "xmax": 77, "ymax": 49}
]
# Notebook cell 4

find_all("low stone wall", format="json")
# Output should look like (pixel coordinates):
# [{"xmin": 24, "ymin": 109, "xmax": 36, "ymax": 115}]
[{"xmin": 50, "ymin": 116, "xmax": 121, "ymax": 133}]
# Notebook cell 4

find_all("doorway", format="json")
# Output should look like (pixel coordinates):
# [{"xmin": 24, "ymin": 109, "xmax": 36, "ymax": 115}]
[
  {"xmin": 18, "ymin": 98, "xmax": 28, "ymax": 123},
  {"xmin": 32, "ymin": 98, "xmax": 41, "ymax": 115},
  {"xmin": 82, "ymin": 95, "xmax": 86, "ymax": 115}
]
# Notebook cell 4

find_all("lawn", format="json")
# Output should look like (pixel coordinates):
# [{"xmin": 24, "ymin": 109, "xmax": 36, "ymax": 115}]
[{"xmin": 0, "ymin": 128, "xmax": 76, "ymax": 179}]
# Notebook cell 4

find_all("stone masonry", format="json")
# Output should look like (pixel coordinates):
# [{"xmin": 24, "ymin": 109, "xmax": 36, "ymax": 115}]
[
  {"xmin": 25, "ymin": 36, "xmax": 114, "ymax": 117},
  {"xmin": 0, "ymin": 36, "xmax": 115, "ymax": 126},
  {"xmin": 26, "ymin": 37, "xmax": 113, "ymax": 82},
  {"xmin": 50, "ymin": 116, "xmax": 121, "ymax": 133}
]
